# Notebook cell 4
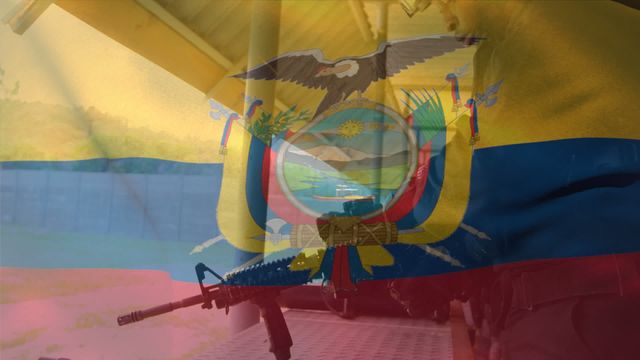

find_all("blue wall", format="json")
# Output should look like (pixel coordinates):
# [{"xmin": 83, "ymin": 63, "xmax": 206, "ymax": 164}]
[{"xmin": 1, "ymin": 158, "xmax": 223, "ymax": 244}]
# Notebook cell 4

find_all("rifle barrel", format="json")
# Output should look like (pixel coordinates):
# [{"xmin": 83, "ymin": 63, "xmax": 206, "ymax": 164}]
[{"xmin": 117, "ymin": 294, "xmax": 206, "ymax": 326}]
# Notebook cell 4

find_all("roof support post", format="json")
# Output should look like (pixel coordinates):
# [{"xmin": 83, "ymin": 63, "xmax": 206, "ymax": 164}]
[
  {"xmin": 371, "ymin": 1, "xmax": 389, "ymax": 204},
  {"xmin": 243, "ymin": 0, "xmax": 281, "ymax": 119},
  {"xmin": 348, "ymin": 0, "xmax": 374, "ymax": 44},
  {"xmin": 229, "ymin": 0, "xmax": 282, "ymax": 335}
]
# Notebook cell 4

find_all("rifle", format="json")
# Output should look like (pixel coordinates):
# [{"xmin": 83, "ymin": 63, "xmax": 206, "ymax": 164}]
[{"xmin": 117, "ymin": 256, "xmax": 311, "ymax": 360}]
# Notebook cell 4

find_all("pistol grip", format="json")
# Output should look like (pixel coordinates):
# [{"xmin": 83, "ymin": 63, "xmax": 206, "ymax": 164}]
[{"xmin": 256, "ymin": 296, "xmax": 293, "ymax": 360}]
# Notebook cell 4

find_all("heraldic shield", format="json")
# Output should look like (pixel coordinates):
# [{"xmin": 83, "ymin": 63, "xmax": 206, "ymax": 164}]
[{"xmin": 216, "ymin": 92, "xmax": 474, "ymax": 290}]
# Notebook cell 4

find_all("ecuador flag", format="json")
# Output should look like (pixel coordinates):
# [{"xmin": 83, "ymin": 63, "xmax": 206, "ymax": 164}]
[{"xmin": 1, "ymin": 1, "xmax": 639, "ymax": 359}]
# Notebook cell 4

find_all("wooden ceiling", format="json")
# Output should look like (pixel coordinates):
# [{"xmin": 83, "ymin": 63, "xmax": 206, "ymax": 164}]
[{"xmin": 54, "ymin": 0, "xmax": 475, "ymax": 115}]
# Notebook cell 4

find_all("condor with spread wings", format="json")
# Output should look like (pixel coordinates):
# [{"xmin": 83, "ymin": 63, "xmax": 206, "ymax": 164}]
[{"xmin": 232, "ymin": 35, "xmax": 479, "ymax": 118}]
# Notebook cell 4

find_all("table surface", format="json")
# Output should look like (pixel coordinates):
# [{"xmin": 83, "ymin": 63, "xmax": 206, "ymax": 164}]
[{"xmin": 195, "ymin": 309, "xmax": 454, "ymax": 360}]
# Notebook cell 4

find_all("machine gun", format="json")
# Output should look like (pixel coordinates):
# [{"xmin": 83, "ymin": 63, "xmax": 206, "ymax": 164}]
[{"xmin": 117, "ymin": 256, "xmax": 311, "ymax": 360}]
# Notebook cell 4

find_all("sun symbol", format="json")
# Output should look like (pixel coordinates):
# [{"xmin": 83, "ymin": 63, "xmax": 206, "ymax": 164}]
[{"xmin": 338, "ymin": 120, "xmax": 364, "ymax": 139}]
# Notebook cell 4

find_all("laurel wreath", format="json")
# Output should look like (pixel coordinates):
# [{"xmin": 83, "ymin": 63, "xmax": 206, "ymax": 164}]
[{"xmin": 247, "ymin": 106, "xmax": 310, "ymax": 144}]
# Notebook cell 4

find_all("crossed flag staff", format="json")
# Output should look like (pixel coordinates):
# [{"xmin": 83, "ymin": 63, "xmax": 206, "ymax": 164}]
[{"xmin": 404, "ymin": 63, "xmax": 503, "ymax": 146}]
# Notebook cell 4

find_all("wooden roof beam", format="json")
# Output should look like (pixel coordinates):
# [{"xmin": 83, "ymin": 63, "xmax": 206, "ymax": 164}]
[
  {"xmin": 135, "ymin": 0, "xmax": 233, "ymax": 69},
  {"xmin": 3, "ymin": 0, "xmax": 55, "ymax": 35},
  {"xmin": 55, "ymin": 0, "xmax": 228, "ymax": 96},
  {"xmin": 207, "ymin": 55, "xmax": 290, "ymax": 111},
  {"xmin": 348, "ymin": 0, "xmax": 374, "ymax": 44},
  {"xmin": 135, "ymin": 0, "xmax": 294, "ymax": 112},
  {"xmin": 54, "ymin": 0, "xmax": 289, "ymax": 115}
]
